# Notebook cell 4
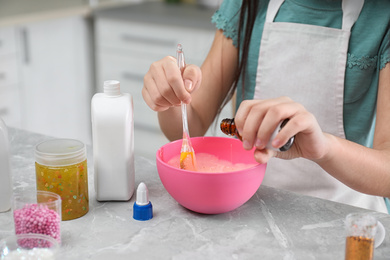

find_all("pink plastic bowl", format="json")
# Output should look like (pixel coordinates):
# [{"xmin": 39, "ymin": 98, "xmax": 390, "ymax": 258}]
[{"xmin": 156, "ymin": 136, "xmax": 267, "ymax": 214}]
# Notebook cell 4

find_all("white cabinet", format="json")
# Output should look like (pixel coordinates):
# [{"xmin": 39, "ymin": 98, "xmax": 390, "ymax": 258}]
[
  {"xmin": 0, "ymin": 16, "xmax": 93, "ymax": 144},
  {"xmin": 18, "ymin": 16, "xmax": 93, "ymax": 144},
  {"xmin": 94, "ymin": 3, "xmax": 232, "ymax": 159},
  {"xmin": 0, "ymin": 27, "xmax": 22, "ymax": 128}
]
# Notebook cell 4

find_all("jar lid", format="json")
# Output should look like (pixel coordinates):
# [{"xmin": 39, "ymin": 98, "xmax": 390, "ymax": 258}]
[{"xmin": 35, "ymin": 139, "xmax": 86, "ymax": 166}]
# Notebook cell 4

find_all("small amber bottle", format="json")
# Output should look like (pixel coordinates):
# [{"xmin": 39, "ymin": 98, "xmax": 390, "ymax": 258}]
[
  {"xmin": 220, "ymin": 118, "xmax": 294, "ymax": 151},
  {"xmin": 220, "ymin": 118, "xmax": 242, "ymax": 141}
]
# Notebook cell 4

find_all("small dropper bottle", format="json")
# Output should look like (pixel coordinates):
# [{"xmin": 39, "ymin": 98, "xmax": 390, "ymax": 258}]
[
  {"xmin": 133, "ymin": 182, "xmax": 153, "ymax": 221},
  {"xmin": 220, "ymin": 118, "xmax": 294, "ymax": 152},
  {"xmin": 220, "ymin": 118, "xmax": 242, "ymax": 141}
]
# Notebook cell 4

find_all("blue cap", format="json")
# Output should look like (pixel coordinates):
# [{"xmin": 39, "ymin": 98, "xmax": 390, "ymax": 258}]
[
  {"xmin": 133, "ymin": 202, "xmax": 153, "ymax": 221},
  {"xmin": 133, "ymin": 182, "xmax": 153, "ymax": 221}
]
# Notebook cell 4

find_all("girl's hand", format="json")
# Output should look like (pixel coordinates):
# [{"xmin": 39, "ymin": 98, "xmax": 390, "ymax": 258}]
[
  {"xmin": 142, "ymin": 56, "xmax": 202, "ymax": 111},
  {"xmin": 235, "ymin": 97, "xmax": 330, "ymax": 164}
]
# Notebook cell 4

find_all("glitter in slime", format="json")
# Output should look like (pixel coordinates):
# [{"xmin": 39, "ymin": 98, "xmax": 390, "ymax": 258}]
[
  {"xmin": 3, "ymin": 248, "xmax": 55, "ymax": 260},
  {"xmin": 35, "ymin": 160, "xmax": 89, "ymax": 221},
  {"xmin": 13, "ymin": 204, "xmax": 61, "ymax": 244},
  {"xmin": 168, "ymin": 153, "xmax": 257, "ymax": 172},
  {"xmin": 35, "ymin": 139, "xmax": 89, "ymax": 221}
]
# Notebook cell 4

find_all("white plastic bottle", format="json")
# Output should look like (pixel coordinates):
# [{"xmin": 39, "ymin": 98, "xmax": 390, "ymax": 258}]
[
  {"xmin": 91, "ymin": 80, "xmax": 135, "ymax": 201},
  {"xmin": 0, "ymin": 117, "xmax": 12, "ymax": 212}
]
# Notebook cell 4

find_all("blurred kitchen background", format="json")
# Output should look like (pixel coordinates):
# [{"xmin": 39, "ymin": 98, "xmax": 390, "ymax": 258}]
[{"xmin": 0, "ymin": 0, "xmax": 233, "ymax": 160}]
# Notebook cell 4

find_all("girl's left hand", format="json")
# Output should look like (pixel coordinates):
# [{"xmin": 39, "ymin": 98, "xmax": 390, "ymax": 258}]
[{"xmin": 234, "ymin": 97, "xmax": 331, "ymax": 164}]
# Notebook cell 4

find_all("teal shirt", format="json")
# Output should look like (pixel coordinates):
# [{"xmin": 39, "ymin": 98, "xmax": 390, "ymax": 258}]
[{"xmin": 212, "ymin": 0, "xmax": 390, "ymax": 147}]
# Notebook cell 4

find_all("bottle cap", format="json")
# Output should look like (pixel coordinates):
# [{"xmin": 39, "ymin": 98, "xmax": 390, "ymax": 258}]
[
  {"xmin": 133, "ymin": 182, "xmax": 153, "ymax": 221},
  {"xmin": 265, "ymin": 119, "xmax": 295, "ymax": 152},
  {"xmin": 103, "ymin": 80, "xmax": 121, "ymax": 96}
]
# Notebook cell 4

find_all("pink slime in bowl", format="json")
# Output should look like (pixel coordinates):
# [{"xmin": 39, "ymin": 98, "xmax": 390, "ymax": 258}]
[{"xmin": 156, "ymin": 136, "xmax": 267, "ymax": 214}]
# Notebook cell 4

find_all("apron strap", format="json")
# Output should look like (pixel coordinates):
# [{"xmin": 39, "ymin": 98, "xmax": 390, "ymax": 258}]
[
  {"xmin": 265, "ymin": 0, "xmax": 285, "ymax": 23},
  {"xmin": 342, "ymin": 0, "xmax": 364, "ymax": 31},
  {"xmin": 265, "ymin": 0, "xmax": 364, "ymax": 32}
]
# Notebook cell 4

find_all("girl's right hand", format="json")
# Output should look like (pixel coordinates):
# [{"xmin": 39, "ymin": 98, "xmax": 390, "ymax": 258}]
[{"xmin": 142, "ymin": 56, "xmax": 202, "ymax": 112}]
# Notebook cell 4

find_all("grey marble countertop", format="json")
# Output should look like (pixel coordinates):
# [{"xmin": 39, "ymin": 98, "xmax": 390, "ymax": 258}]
[{"xmin": 1, "ymin": 127, "xmax": 390, "ymax": 259}]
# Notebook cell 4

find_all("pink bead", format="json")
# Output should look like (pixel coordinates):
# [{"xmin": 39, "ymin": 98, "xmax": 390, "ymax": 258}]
[{"xmin": 14, "ymin": 203, "xmax": 61, "ymax": 247}]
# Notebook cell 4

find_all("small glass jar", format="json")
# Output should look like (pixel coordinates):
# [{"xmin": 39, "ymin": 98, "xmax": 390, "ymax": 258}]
[
  {"xmin": 345, "ymin": 213, "xmax": 377, "ymax": 260},
  {"xmin": 35, "ymin": 139, "xmax": 89, "ymax": 221},
  {"xmin": 13, "ymin": 190, "xmax": 62, "ymax": 243}
]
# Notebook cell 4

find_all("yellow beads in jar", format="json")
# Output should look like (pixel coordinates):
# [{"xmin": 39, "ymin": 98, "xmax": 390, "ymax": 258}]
[{"xmin": 35, "ymin": 139, "xmax": 89, "ymax": 221}]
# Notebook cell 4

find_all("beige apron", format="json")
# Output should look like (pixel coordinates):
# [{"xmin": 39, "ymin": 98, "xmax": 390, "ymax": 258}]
[{"xmin": 254, "ymin": 0, "xmax": 387, "ymax": 213}]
